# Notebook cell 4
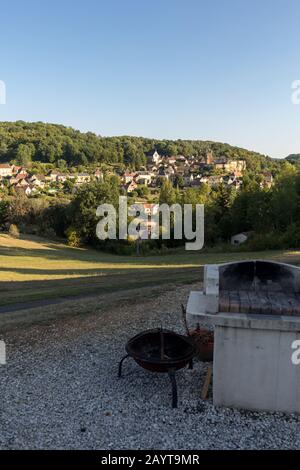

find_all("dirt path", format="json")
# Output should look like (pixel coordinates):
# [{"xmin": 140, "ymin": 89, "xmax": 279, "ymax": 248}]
[{"xmin": 0, "ymin": 282, "xmax": 197, "ymax": 332}]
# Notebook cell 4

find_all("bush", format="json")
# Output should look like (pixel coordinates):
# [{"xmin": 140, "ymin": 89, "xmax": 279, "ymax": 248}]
[
  {"xmin": 42, "ymin": 227, "xmax": 57, "ymax": 240},
  {"xmin": 241, "ymin": 232, "xmax": 282, "ymax": 251},
  {"xmin": 9, "ymin": 224, "xmax": 20, "ymax": 238},
  {"xmin": 65, "ymin": 227, "xmax": 81, "ymax": 247}
]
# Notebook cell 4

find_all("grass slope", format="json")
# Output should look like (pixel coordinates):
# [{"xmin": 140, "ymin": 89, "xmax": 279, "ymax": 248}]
[{"xmin": 0, "ymin": 234, "xmax": 300, "ymax": 307}]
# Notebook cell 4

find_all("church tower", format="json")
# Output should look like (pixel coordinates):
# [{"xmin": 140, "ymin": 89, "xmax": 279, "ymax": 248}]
[{"xmin": 205, "ymin": 150, "xmax": 214, "ymax": 165}]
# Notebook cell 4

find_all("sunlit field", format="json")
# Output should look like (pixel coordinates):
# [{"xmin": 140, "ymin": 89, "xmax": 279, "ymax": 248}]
[{"xmin": 0, "ymin": 233, "xmax": 300, "ymax": 307}]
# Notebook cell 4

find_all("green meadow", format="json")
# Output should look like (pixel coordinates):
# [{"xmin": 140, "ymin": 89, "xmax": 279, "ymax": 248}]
[{"xmin": 0, "ymin": 234, "xmax": 300, "ymax": 308}]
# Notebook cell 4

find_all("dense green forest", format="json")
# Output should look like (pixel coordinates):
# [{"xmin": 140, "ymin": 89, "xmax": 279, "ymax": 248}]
[
  {"xmin": 1, "ymin": 121, "xmax": 300, "ymax": 254},
  {"xmin": 1, "ymin": 162, "xmax": 300, "ymax": 254},
  {"xmin": 286, "ymin": 154, "xmax": 300, "ymax": 163},
  {"xmin": 0, "ymin": 121, "xmax": 282, "ymax": 172}
]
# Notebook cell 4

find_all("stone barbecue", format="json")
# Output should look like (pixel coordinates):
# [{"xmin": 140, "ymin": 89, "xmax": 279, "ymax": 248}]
[
  {"xmin": 220, "ymin": 260, "xmax": 300, "ymax": 315},
  {"xmin": 187, "ymin": 260, "xmax": 300, "ymax": 414}
]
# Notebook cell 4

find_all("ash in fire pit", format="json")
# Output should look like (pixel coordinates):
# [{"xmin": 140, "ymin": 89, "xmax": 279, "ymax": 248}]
[{"xmin": 118, "ymin": 328, "xmax": 195, "ymax": 408}]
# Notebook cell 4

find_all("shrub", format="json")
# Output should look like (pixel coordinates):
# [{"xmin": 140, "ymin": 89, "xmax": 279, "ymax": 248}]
[
  {"xmin": 280, "ymin": 224, "xmax": 300, "ymax": 249},
  {"xmin": 242, "ymin": 232, "xmax": 282, "ymax": 251},
  {"xmin": 9, "ymin": 224, "xmax": 20, "ymax": 238},
  {"xmin": 42, "ymin": 227, "xmax": 57, "ymax": 240},
  {"xmin": 65, "ymin": 227, "xmax": 81, "ymax": 247}
]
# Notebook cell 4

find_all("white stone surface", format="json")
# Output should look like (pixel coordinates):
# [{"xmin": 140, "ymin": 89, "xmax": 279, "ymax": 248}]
[
  {"xmin": 187, "ymin": 260, "xmax": 300, "ymax": 413},
  {"xmin": 203, "ymin": 264, "xmax": 219, "ymax": 297},
  {"xmin": 213, "ymin": 324, "xmax": 300, "ymax": 413},
  {"xmin": 186, "ymin": 291, "xmax": 218, "ymax": 318}
]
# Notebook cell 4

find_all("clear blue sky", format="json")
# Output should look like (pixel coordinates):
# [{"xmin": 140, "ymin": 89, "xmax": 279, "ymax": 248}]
[{"xmin": 1, "ymin": 0, "xmax": 300, "ymax": 158}]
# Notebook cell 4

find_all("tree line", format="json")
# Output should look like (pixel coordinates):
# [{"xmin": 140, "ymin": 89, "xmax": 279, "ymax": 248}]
[
  {"xmin": 1, "ymin": 162, "xmax": 300, "ymax": 254},
  {"xmin": 0, "ymin": 121, "xmax": 283, "ymax": 172}
]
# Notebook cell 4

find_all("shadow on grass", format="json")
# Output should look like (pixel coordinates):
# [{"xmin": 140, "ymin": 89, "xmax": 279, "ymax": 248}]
[
  {"xmin": 1, "ymin": 244, "xmax": 299, "ymax": 267},
  {"xmin": 1, "ymin": 238, "xmax": 300, "ymax": 310},
  {"xmin": 0, "ymin": 266, "xmax": 201, "ymax": 308},
  {"xmin": 0, "ymin": 244, "xmax": 194, "ymax": 265}
]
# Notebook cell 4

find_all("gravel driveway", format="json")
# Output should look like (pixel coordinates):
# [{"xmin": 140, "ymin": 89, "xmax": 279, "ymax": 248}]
[{"xmin": 0, "ymin": 284, "xmax": 299, "ymax": 450}]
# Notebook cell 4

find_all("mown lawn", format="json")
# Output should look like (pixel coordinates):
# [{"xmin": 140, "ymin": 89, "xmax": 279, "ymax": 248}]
[{"xmin": 0, "ymin": 234, "xmax": 300, "ymax": 307}]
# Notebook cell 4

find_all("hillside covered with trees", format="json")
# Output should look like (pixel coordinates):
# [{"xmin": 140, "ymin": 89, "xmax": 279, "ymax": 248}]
[
  {"xmin": 0, "ymin": 121, "xmax": 282, "ymax": 172},
  {"xmin": 286, "ymin": 154, "xmax": 300, "ymax": 164},
  {"xmin": 1, "ymin": 120, "xmax": 299, "ymax": 255}
]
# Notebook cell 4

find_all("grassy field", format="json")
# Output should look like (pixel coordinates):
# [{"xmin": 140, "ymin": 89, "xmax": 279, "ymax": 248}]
[{"xmin": 1, "ymin": 233, "xmax": 300, "ymax": 308}]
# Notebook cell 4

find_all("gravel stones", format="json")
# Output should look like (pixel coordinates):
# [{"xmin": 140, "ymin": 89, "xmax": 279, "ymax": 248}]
[{"xmin": 0, "ymin": 284, "xmax": 299, "ymax": 450}]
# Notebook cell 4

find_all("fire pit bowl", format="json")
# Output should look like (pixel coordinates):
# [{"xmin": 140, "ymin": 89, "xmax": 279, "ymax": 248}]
[{"xmin": 118, "ymin": 328, "xmax": 195, "ymax": 408}]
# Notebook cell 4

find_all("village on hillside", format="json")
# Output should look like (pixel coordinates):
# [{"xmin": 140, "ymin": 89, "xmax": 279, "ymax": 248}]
[{"xmin": 0, "ymin": 150, "xmax": 274, "ymax": 197}]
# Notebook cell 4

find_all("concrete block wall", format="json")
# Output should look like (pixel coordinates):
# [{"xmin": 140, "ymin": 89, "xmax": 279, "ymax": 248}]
[{"xmin": 213, "ymin": 324, "xmax": 300, "ymax": 413}]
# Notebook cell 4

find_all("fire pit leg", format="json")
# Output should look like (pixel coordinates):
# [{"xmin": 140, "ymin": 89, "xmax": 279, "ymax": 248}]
[
  {"xmin": 168, "ymin": 369, "xmax": 178, "ymax": 408},
  {"xmin": 188, "ymin": 359, "xmax": 193, "ymax": 370},
  {"xmin": 118, "ymin": 354, "xmax": 130, "ymax": 378}
]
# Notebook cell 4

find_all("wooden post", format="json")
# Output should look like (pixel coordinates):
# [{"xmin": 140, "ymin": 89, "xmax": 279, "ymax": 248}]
[{"xmin": 201, "ymin": 365, "xmax": 213, "ymax": 400}]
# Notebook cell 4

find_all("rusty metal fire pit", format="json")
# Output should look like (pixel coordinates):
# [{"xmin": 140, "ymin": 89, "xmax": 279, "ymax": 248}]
[{"xmin": 118, "ymin": 328, "xmax": 195, "ymax": 408}]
